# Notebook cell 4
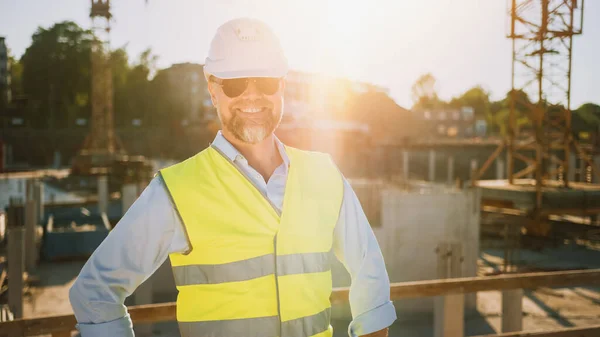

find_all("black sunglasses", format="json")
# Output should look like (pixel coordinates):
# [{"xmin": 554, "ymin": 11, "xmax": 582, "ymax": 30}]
[{"xmin": 210, "ymin": 76, "xmax": 282, "ymax": 98}]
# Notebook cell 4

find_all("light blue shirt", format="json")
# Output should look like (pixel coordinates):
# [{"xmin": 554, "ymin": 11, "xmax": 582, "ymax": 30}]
[{"xmin": 69, "ymin": 131, "xmax": 396, "ymax": 337}]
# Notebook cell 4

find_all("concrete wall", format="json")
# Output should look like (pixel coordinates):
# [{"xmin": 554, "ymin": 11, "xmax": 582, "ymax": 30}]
[
  {"xmin": 331, "ymin": 181, "xmax": 481, "ymax": 319},
  {"xmin": 0, "ymin": 176, "xmax": 87, "ymax": 211},
  {"xmin": 0, "ymin": 176, "xmax": 27, "ymax": 209}
]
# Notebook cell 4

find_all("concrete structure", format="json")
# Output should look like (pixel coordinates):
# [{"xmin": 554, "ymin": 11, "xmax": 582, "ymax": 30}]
[
  {"xmin": 24, "ymin": 199, "xmax": 37, "ymax": 272},
  {"xmin": 496, "ymin": 158, "xmax": 505, "ymax": 180},
  {"xmin": 331, "ymin": 180, "xmax": 481, "ymax": 319},
  {"xmin": 8, "ymin": 226, "xmax": 25, "ymax": 319},
  {"xmin": 434, "ymin": 242, "xmax": 464, "ymax": 337},
  {"xmin": 0, "ymin": 170, "xmax": 72, "ymax": 211},
  {"xmin": 97, "ymin": 175, "xmax": 108, "ymax": 215},
  {"xmin": 429, "ymin": 150, "xmax": 436, "ymax": 182},
  {"xmin": 447, "ymin": 155, "xmax": 455, "ymax": 185},
  {"xmin": 121, "ymin": 183, "xmax": 138, "ymax": 214},
  {"xmin": 478, "ymin": 179, "xmax": 600, "ymax": 211},
  {"xmin": 502, "ymin": 289, "xmax": 523, "ymax": 332},
  {"xmin": 403, "ymin": 151, "xmax": 410, "ymax": 180},
  {"xmin": 7, "ymin": 203, "xmax": 25, "ymax": 319}
]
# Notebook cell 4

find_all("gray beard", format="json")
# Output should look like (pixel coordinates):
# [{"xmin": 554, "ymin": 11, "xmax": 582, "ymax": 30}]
[{"xmin": 221, "ymin": 108, "xmax": 282, "ymax": 144}]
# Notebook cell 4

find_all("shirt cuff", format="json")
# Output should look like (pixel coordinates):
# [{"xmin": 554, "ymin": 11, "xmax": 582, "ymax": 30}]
[
  {"xmin": 76, "ymin": 313, "xmax": 134, "ymax": 337},
  {"xmin": 348, "ymin": 301, "xmax": 397, "ymax": 337}
]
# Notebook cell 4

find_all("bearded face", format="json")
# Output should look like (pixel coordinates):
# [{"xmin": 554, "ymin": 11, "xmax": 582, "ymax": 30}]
[{"xmin": 208, "ymin": 77, "xmax": 285, "ymax": 144}]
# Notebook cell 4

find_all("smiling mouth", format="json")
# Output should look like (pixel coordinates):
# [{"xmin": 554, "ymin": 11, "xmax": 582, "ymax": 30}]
[{"xmin": 235, "ymin": 107, "xmax": 270, "ymax": 114}]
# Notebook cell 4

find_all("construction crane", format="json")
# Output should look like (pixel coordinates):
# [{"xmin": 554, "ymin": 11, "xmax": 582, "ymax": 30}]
[
  {"xmin": 476, "ymin": 0, "xmax": 600, "ymax": 239},
  {"xmin": 72, "ymin": 0, "xmax": 150, "ymax": 183}
]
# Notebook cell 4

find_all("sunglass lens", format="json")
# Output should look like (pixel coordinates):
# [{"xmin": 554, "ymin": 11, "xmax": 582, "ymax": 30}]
[
  {"xmin": 257, "ymin": 78, "xmax": 280, "ymax": 95},
  {"xmin": 222, "ymin": 78, "xmax": 248, "ymax": 97}
]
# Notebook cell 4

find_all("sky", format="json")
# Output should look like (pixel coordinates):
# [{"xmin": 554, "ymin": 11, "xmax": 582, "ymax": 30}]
[{"xmin": 1, "ymin": 0, "xmax": 599, "ymax": 109}]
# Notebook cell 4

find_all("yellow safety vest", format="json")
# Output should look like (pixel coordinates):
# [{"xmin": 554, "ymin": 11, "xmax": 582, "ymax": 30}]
[{"xmin": 159, "ymin": 144, "xmax": 344, "ymax": 337}]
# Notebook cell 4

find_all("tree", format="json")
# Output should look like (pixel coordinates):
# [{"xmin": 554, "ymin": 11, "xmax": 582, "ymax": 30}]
[
  {"xmin": 21, "ymin": 21, "xmax": 93, "ymax": 128},
  {"xmin": 345, "ymin": 91, "xmax": 419, "ymax": 143},
  {"xmin": 449, "ymin": 86, "xmax": 491, "ymax": 118},
  {"xmin": 488, "ymin": 89, "xmax": 533, "ymax": 135},
  {"xmin": 573, "ymin": 103, "xmax": 600, "ymax": 133},
  {"xmin": 411, "ymin": 73, "xmax": 443, "ymax": 111},
  {"xmin": 9, "ymin": 54, "xmax": 23, "ymax": 98},
  {"xmin": 111, "ymin": 48, "xmax": 158, "ymax": 127}
]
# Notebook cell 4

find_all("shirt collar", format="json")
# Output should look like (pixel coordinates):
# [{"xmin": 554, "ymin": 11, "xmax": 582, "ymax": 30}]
[{"xmin": 211, "ymin": 130, "xmax": 290, "ymax": 170}]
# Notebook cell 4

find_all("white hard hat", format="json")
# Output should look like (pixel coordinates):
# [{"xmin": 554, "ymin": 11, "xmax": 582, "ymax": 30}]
[{"xmin": 204, "ymin": 18, "xmax": 288, "ymax": 80}]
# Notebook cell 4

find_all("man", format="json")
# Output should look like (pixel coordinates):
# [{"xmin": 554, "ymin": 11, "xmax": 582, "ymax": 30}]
[{"xmin": 69, "ymin": 18, "xmax": 396, "ymax": 337}]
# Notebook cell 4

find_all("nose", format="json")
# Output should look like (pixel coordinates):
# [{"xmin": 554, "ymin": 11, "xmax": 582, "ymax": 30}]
[{"xmin": 240, "ymin": 79, "xmax": 262, "ymax": 98}]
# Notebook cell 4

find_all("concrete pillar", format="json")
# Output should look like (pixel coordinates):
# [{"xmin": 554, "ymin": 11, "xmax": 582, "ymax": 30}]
[
  {"xmin": 568, "ymin": 152, "xmax": 576, "ymax": 182},
  {"xmin": 506, "ymin": 151, "xmax": 511, "ymax": 180},
  {"xmin": 24, "ymin": 199, "xmax": 37, "ymax": 272},
  {"xmin": 53, "ymin": 150, "xmax": 61, "ymax": 168},
  {"xmin": 97, "ymin": 175, "xmax": 109, "ymax": 215},
  {"xmin": 1, "ymin": 142, "xmax": 6, "ymax": 171},
  {"xmin": 434, "ymin": 243, "xmax": 465, "ymax": 337},
  {"xmin": 470, "ymin": 159, "xmax": 479, "ymax": 183},
  {"xmin": 447, "ymin": 155, "xmax": 455, "ymax": 185},
  {"xmin": 34, "ymin": 180, "xmax": 44, "ymax": 223},
  {"xmin": 580, "ymin": 158, "xmax": 587, "ymax": 182},
  {"xmin": 502, "ymin": 289, "xmax": 523, "ymax": 332},
  {"xmin": 8, "ymin": 227, "xmax": 25, "ymax": 319},
  {"xmin": 546, "ymin": 162, "xmax": 555, "ymax": 181},
  {"xmin": 429, "ymin": 150, "xmax": 436, "ymax": 182},
  {"xmin": 122, "ymin": 184, "xmax": 138, "ymax": 214},
  {"xmin": 403, "ymin": 150, "xmax": 409, "ymax": 180},
  {"xmin": 496, "ymin": 158, "xmax": 505, "ymax": 180},
  {"xmin": 6, "ymin": 144, "xmax": 13, "ymax": 166},
  {"xmin": 7, "ymin": 205, "xmax": 25, "ymax": 319},
  {"xmin": 593, "ymin": 155, "xmax": 600, "ymax": 184}
]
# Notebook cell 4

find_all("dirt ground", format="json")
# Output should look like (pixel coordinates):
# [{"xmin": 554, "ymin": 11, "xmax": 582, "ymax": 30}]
[{"xmin": 21, "ymin": 243, "xmax": 600, "ymax": 337}]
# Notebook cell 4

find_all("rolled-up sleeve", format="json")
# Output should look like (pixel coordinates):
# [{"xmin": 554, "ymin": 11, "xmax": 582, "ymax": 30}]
[
  {"xmin": 69, "ymin": 176, "xmax": 188, "ymax": 337},
  {"xmin": 333, "ymin": 179, "xmax": 397, "ymax": 337}
]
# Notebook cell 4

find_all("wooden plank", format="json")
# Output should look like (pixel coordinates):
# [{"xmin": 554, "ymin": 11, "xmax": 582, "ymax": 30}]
[
  {"xmin": 476, "ymin": 324, "xmax": 600, "ymax": 337},
  {"xmin": 0, "ymin": 302, "xmax": 177, "ymax": 336},
  {"xmin": 2, "ymin": 269, "xmax": 600, "ymax": 335},
  {"xmin": 475, "ymin": 143, "xmax": 505, "ymax": 181},
  {"xmin": 330, "ymin": 268, "xmax": 600, "ymax": 304}
]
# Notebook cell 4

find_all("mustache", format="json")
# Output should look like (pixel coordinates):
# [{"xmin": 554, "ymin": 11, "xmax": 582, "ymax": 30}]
[{"xmin": 230, "ymin": 99, "xmax": 273, "ymax": 110}]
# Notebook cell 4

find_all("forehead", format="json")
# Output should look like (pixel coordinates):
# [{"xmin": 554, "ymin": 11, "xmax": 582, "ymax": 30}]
[{"xmin": 210, "ymin": 76, "xmax": 284, "ymax": 83}]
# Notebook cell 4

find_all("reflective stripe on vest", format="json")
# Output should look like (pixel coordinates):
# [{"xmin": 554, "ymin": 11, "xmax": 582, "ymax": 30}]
[
  {"xmin": 160, "ymin": 145, "xmax": 344, "ymax": 337},
  {"xmin": 178, "ymin": 307, "xmax": 331, "ymax": 337},
  {"xmin": 172, "ymin": 252, "xmax": 331, "ymax": 285}
]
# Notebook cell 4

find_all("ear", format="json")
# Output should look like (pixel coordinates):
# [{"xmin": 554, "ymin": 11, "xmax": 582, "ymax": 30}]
[{"xmin": 207, "ymin": 81, "xmax": 218, "ymax": 107}]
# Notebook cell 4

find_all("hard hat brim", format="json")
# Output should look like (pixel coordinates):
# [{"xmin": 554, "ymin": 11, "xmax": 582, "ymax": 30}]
[{"xmin": 205, "ymin": 67, "xmax": 288, "ymax": 80}]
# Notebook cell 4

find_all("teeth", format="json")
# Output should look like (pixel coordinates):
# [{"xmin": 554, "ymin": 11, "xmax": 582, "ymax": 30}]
[{"xmin": 240, "ymin": 108, "xmax": 263, "ymax": 113}]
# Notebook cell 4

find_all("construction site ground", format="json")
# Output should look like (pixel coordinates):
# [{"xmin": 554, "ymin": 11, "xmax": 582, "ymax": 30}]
[{"xmin": 21, "ymin": 243, "xmax": 600, "ymax": 337}]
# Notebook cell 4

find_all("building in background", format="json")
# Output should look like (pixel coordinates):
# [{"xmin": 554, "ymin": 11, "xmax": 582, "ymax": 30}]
[
  {"xmin": 413, "ymin": 106, "xmax": 476, "ymax": 138},
  {"xmin": 162, "ymin": 63, "xmax": 212, "ymax": 125},
  {"xmin": 0, "ymin": 37, "xmax": 11, "ymax": 107},
  {"xmin": 283, "ymin": 70, "xmax": 388, "ymax": 122}
]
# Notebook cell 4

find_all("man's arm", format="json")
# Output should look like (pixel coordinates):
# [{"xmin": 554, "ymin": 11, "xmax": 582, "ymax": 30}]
[
  {"xmin": 69, "ymin": 176, "xmax": 189, "ymax": 337},
  {"xmin": 332, "ymin": 179, "xmax": 396, "ymax": 337}
]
